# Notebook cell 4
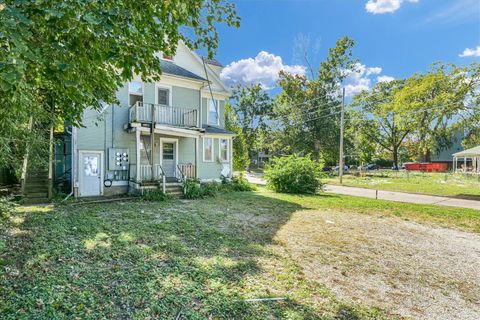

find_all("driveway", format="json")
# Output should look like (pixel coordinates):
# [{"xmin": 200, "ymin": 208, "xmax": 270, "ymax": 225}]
[
  {"xmin": 244, "ymin": 173, "xmax": 480, "ymax": 210},
  {"xmin": 276, "ymin": 208, "xmax": 480, "ymax": 319}
]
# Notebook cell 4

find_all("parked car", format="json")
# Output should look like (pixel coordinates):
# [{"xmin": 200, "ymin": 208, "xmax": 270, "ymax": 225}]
[
  {"xmin": 333, "ymin": 165, "xmax": 349, "ymax": 172},
  {"xmin": 363, "ymin": 164, "xmax": 379, "ymax": 170}
]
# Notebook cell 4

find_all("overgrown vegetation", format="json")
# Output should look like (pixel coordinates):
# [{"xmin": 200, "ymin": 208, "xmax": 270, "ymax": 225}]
[
  {"xmin": 1, "ymin": 189, "xmax": 479, "ymax": 318},
  {"xmin": 141, "ymin": 190, "xmax": 171, "ymax": 202},
  {"xmin": 184, "ymin": 176, "xmax": 256, "ymax": 199},
  {"xmin": 0, "ymin": 196, "xmax": 15, "ymax": 223},
  {"xmin": 265, "ymin": 155, "xmax": 323, "ymax": 194}
]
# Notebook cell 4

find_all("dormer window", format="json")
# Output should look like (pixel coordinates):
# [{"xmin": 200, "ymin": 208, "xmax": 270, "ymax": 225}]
[{"xmin": 162, "ymin": 53, "xmax": 173, "ymax": 60}]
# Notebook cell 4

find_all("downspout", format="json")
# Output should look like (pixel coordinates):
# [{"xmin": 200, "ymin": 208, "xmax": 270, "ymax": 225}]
[{"xmin": 63, "ymin": 126, "xmax": 76, "ymax": 201}]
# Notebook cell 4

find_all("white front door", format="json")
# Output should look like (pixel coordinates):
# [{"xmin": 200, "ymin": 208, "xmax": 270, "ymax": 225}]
[
  {"xmin": 161, "ymin": 140, "xmax": 177, "ymax": 178},
  {"xmin": 80, "ymin": 152, "xmax": 102, "ymax": 196}
]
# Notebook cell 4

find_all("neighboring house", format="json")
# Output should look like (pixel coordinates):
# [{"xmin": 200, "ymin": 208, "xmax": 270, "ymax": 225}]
[
  {"xmin": 57, "ymin": 42, "xmax": 234, "ymax": 197},
  {"xmin": 431, "ymin": 129, "xmax": 464, "ymax": 168}
]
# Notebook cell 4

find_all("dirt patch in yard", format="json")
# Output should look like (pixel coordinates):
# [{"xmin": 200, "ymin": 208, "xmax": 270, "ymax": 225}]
[{"xmin": 274, "ymin": 209, "xmax": 480, "ymax": 320}]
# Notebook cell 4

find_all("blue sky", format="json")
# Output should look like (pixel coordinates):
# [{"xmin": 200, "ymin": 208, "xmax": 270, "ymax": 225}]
[{"xmin": 210, "ymin": 0, "xmax": 480, "ymax": 95}]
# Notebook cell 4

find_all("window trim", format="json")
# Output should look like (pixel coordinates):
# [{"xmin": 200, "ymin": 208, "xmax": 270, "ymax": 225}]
[
  {"xmin": 207, "ymin": 99, "xmax": 220, "ymax": 126},
  {"xmin": 155, "ymin": 84, "xmax": 172, "ymax": 106},
  {"xmin": 219, "ymin": 138, "xmax": 229, "ymax": 162},
  {"xmin": 203, "ymin": 137, "xmax": 214, "ymax": 162},
  {"xmin": 161, "ymin": 53, "xmax": 174, "ymax": 61},
  {"xmin": 128, "ymin": 81, "xmax": 144, "ymax": 106},
  {"xmin": 128, "ymin": 81, "xmax": 144, "ymax": 96}
]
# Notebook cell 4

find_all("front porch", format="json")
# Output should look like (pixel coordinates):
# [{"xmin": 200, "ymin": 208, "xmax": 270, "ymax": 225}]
[{"xmin": 128, "ymin": 128, "xmax": 199, "ymax": 193}]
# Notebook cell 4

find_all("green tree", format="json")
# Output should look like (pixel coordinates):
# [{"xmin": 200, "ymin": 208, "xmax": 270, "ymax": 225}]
[
  {"xmin": 393, "ymin": 62, "xmax": 480, "ymax": 161},
  {"xmin": 224, "ymin": 103, "xmax": 249, "ymax": 171},
  {"xmin": 352, "ymin": 80, "xmax": 411, "ymax": 168},
  {"xmin": 228, "ymin": 84, "xmax": 273, "ymax": 164},
  {"xmin": 273, "ymin": 36, "xmax": 357, "ymax": 164},
  {"xmin": 0, "ymin": 0, "xmax": 239, "ymax": 171}
]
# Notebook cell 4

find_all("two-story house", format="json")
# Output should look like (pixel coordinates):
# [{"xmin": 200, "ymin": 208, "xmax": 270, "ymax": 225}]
[{"xmin": 67, "ymin": 42, "xmax": 234, "ymax": 197}]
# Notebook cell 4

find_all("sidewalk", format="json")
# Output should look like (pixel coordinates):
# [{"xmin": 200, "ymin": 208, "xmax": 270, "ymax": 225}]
[
  {"xmin": 324, "ymin": 184, "xmax": 480, "ymax": 211},
  {"xmin": 244, "ymin": 173, "xmax": 480, "ymax": 211}
]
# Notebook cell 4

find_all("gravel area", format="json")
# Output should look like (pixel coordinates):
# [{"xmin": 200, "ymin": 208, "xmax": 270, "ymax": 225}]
[{"xmin": 274, "ymin": 209, "xmax": 480, "ymax": 319}]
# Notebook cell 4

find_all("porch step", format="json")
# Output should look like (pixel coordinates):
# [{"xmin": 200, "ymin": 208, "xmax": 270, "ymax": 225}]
[{"xmin": 165, "ymin": 183, "xmax": 183, "ymax": 197}]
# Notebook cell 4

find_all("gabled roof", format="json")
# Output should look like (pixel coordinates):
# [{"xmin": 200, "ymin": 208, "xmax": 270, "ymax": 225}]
[
  {"xmin": 201, "ymin": 57, "xmax": 224, "ymax": 67},
  {"xmin": 177, "ymin": 41, "xmax": 231, "ymax": 95},
  {"xmin": 161, "ymin": 60, "xmax": 206, "ymax": 81},
  {"xmin": 453, "ymin": 146, "xmax": 480, "ymax": 157}
]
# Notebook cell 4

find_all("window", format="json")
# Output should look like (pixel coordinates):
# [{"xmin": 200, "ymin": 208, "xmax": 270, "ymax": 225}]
[
  {"xmin": 208, "ymin": 99, "xmax": 219, "ymax": 125},
  {"xmin": 162, "ymin": 53, "xmax": 173, "ymax": 60},
  {"xmin": 203, "ymin": 138, "xmax": 214, "ymax": 162},
  {"xmin": 219, "ymin": 139, "xmax": 229, "ymax": 162},
  {"xmin": 157, "ymin": 88, "xmax": 169, "ymax": 105},
  {"xmin": 129, "ymin": 81, "xmax": 143, "ymax": 106},
  {"xmin": 162, "ymin": 142, "xmax": 174, "ymax": 160}
]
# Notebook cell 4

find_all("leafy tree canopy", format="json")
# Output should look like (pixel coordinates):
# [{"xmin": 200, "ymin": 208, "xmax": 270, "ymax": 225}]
[
  {"xmin": 273, "ymin": 36, "xmax": 357, "ymax": 163},
  {"xmin": 0, "ymin": 0, "xmax": 239, "ymax": 169},
  {"xmin": 392, "ymin": 62, "xmax": 480, "ymax": 161}
]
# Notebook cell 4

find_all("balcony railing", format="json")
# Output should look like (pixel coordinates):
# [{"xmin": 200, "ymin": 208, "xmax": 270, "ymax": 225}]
[{"xmin": 129, "ymin": 102, "xmax": 198, "ymax": 128}]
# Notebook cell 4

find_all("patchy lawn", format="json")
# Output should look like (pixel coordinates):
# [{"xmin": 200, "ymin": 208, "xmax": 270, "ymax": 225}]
[
  {"xmin": 1, "ymin": 189, "xmax": 479, "ymax": 319},
  {"xmin": 326, "ymin": 171, "xmax": 480, "ymax": 200}
]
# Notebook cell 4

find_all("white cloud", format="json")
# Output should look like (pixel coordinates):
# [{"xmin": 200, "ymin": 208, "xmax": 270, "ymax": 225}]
[
  {"xmin": 365, "ymin": 0, "xmax": 418, "ymax": 14},
  {"xmin": 366, "ymin": 67, "xmax": 382, "ymax": 75},
  {"xmin": 343, "ymin": 63, "xmax": 375, "ymax": 96},
  {"xmin": 220, "ymin": 51, "xmax": 306, "ymax": 89},
  {"xmin": 459, "ymin": 46, "xmax": 480, "ymax": 58},
  {"xmin": 377, "ymin": 75, "xmax": 395, "ymax": 83}
]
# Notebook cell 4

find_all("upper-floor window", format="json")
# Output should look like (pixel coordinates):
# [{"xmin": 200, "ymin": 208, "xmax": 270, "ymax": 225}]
[
  {"xmin": 129, "ymin": 81, "xmax": 143, "ymax": 106},
  {"xmin": 157, "ymin": 88, "xmax": 170, "ymax": 105},
  {"xmin": 208, "ymin": 99, "xmax": 220, "ymax": 125}
]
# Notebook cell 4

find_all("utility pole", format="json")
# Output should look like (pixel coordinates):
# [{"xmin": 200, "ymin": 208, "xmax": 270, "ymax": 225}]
[{"xmin": 339, "ymin": 87, "xmax": 345, "ymax": 184}]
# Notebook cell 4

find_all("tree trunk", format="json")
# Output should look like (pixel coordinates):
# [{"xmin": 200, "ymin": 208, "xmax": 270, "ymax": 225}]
[
  {"xmin": 392, "ymin": 146, "xmax": 399, "ymax": 169},
  {"xmin": 423, "ymin": 149, "xmax": 431, "ymax": 162}
]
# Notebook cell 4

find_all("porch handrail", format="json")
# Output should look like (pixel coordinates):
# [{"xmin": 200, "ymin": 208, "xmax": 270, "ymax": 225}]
[
  {"xmin": 138, "ymin": 164, "xmax": 166, "ymax": 193},
  {"xmin": 129, "ymin": 101, "xmax": 198, "ymax": 128},
  {"xmin": 155, "ymin": 164, "xmax": 166, "ymax": 194}
]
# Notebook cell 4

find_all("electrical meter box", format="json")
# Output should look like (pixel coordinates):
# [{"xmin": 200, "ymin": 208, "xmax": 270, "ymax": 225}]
[{"xmin": 108, "ymin": 148, "xmax": 130, "ymax": 171}]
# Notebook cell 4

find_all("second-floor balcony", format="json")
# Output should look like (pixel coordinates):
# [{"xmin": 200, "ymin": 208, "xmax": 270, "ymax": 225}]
[{"xmin": 129, "ymin": 102, "xmax": 199, "ymax": 128}]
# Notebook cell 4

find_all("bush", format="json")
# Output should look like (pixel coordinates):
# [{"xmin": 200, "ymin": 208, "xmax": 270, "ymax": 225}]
[
  {"xmin": 265, "ymin": 154, "xmax": 323, "ymax": 194},
  {"xmin": 223, "ymin": 174, "xmax": 256, "ymax": 192},
  {"xmin": 201, "ymin": 182, "xmax": 219, "ymax": 197},
  {"xmin": 0, "ymin": 196, "xmax": 15, "ymax": 222},
  {"xmin": 184, "ymin": 178, "xmax": 205, "ymax": 199},
  {"xmin": 141, "ymin": 190, "xmax": 170, "ymax": 201}
]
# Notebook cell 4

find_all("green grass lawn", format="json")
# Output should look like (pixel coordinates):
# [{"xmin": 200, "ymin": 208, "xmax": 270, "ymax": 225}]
[
  {"xmin": 1, "ymin": 189, "xmax": 479, "ymax": 319},
  {"xmin": 326, "ymin": 171, "xmax": 480, "ymax": 199}
]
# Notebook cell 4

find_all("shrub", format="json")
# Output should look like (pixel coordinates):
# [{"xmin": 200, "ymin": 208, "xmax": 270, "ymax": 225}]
[
  {"xmin": 201, "ymin": 182, "xmax": 219, "ymax": 197},
  {"xmin": 0, "ymin": 196, "xmax": 15, "ymax": 222},
  {"xmin": 184, "ymin": 178, "xmax": 205, "ymax": 199},
  {"xmin": 224, "ymin": 174, "xmax": 256, "ymax": 192},
  {"xmin": 141, "ymin": 190, "xmax": 170, "ymax": 201},
  {"xmin": 265, "ymin": 154, "xmax": 323, "ymax": 194}
]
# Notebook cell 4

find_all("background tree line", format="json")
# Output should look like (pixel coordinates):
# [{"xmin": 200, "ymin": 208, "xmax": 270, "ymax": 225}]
[{"xmin": 226, "ymin": 38, "xmax": 480, "ymax": 170}]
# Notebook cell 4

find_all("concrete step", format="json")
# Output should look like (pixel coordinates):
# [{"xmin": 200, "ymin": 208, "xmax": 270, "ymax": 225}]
[
  {"xmin": 24, "ymin": 192, "xmax": 48, "ymax": 198},
  {"xmin": 22, "ymin": 197, "xmax": 49, "ymax": 204}
]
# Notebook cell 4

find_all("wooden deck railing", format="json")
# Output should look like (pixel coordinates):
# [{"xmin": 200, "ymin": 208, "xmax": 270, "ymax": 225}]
[
  {"xmin": 129, "ymin": 102, "xmax": 198, "ymax": 128},
  {"xmin": 177, "ymin": 163, "xmax": 196, "ymax": 179}
]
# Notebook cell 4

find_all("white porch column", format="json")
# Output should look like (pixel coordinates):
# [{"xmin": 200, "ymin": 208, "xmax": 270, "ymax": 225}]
[
  {"xmin": 195, "ymin": 137, "xmax": 199, "ymax": 178},
  {"xmin": 136, "ymin": 129, "xmax": 141, "ymax": 181}
]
